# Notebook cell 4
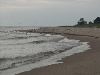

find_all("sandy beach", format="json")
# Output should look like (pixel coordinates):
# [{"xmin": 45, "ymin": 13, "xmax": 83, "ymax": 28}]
[{"xmin": 16, "ymin": 27, "xmax": 100, "ymax": 75}]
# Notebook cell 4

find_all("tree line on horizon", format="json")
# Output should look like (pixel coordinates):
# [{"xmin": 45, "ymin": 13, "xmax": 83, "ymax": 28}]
[{"xmin": 76, "ymin": 17, "xmax": 100, "ymax": 27}]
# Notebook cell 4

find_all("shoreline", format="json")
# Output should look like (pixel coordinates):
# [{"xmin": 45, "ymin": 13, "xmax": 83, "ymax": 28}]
[{"xmin": 17, "ymin": 33, "xmax": 100, "ymax": 75}]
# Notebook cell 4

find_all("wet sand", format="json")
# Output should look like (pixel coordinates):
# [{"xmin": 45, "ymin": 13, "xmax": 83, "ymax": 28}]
[{"xmin": 17, "ymin": 34, "xmax": 100, "ymax": 75}]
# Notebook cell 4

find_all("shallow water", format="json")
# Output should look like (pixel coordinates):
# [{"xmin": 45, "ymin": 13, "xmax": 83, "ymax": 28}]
[{"xmin": 0, "ymin": 27, "xmax": 90, "ymax": 75}]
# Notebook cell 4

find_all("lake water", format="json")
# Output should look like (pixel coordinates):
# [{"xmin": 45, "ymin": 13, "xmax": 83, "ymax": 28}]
[{"xmin": 0, "ymin": 26, "xmax": 90, "ymax": 75}]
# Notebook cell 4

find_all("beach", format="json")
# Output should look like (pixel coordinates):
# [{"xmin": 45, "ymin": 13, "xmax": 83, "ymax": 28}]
[
  {"xmin": 17, "ymin": 27, "xmax": 100, "ymax": 75},
  {"xmin": 1, "ymin": 0, "xmax": 100, "ymax": 74}
]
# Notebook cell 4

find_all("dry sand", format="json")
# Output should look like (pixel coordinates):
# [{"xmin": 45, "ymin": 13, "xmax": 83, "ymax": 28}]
[{"xmin": 17, "ymin": 32, "xmax": 100, "ymax": 75}]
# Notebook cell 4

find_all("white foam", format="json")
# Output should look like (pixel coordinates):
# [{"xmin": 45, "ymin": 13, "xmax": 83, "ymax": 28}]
[
  {"xmin": 45, "ymin": 34, "xmax": 52, "ymax": 36},
  {"xmin": 0, "ymin": 32, "xmax": 66, "ymax": 58},
  {"xmin": 0, "ymin": 33, "xmax": 63, "ymax": 45},
  {"xmin": 59, "ymin": 38, "xmax": 80, "ymax": 43},
  {"xmin": 0, "ymin": 42, "xmax": 90, "ymax": 75},
  {"xmin": 0, "ymin": 41, "xmax": 80, "ymax": 58}
]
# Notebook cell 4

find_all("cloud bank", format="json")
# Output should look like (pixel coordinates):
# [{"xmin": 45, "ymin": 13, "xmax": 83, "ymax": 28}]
[
  {"xmin": 0, "ymin": 0, "xmax": 97, "ymax": 8},
  {"xmin": 0, "ymin": 0, "xmax": 100, "ymax": 26}
]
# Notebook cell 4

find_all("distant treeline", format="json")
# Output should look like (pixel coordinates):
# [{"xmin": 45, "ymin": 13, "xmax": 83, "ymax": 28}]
[
  {"xmin": 75, "ymin": 17, "xmax": 100, "ymax": 28},
  {"xmin": 60, "ymin": 17, "xmax": 100, "ymax": 28}
]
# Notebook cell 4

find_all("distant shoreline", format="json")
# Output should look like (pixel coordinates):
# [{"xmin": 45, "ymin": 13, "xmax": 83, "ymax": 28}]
[{"xmin": 16, "ymin": 27, "xmax": 100, "ymax": 38}]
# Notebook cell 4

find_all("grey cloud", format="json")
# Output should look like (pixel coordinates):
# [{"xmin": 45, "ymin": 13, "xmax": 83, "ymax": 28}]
[
  {"xmin": 0, "ymin": 0, "xmax": 48, "ymax": 8},
  {"xmin": 0, "ymin": 0, "xmax": 100, "ymax": 26},
  {"xmin": 0, "ymin": 0, "xmax": 99, "ymax": 8}
]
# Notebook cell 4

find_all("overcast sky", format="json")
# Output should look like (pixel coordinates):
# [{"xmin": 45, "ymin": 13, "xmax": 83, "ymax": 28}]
[{"xmin": 0, "ymin": 0, "xmax": 100, "ymax": 26}]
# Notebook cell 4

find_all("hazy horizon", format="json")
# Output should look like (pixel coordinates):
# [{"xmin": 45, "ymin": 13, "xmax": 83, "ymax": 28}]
[{"xmin": 0, "ymin": 0, "xmax": 100, "ymax": 26}]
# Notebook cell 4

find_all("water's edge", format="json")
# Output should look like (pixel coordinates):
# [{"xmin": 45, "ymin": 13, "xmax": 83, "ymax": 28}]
[{"xmin": 0, "ymin": 42, "xmax": 90, "ymax": 75}]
